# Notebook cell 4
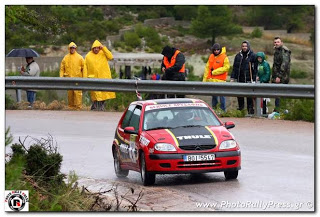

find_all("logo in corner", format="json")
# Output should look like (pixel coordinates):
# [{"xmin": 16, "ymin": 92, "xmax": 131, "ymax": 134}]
[{"xmin": 5, "ymin": 190, "xmax": 29, "ymax": 211}]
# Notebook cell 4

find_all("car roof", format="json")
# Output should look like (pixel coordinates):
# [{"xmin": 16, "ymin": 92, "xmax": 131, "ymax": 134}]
[{"xmin": 132, "ymin": 98, "xmax": 205, "ymax": 106}]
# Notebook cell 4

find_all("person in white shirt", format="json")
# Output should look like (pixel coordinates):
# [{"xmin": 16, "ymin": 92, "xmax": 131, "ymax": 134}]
[{"xmin": 20, "ymin": 57, "xmax": 40, "ymax": 108}]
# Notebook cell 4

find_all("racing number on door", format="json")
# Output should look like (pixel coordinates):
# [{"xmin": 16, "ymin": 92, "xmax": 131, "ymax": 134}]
[{"xmin": 129, "ymin": 134, "xmax": 138, "ymax": 163}]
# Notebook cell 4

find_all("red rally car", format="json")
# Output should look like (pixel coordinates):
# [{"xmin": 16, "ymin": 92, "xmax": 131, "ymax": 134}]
[{"xmin": 112, "ymin": 98, "xmax": 241, "ymax": 186}]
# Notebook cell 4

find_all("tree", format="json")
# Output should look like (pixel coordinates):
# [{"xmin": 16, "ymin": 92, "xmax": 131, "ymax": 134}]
[
  {"xmin": 174, "ymin": 6, "xmax": 197, "ymax": 21},
  {"xmin": 5, "ymin": 6, "xmax": 63, "ymax": 52},
  {"xmin": 6, "ymin": 6, "xmax": 61, "ymax": 36},
  {"xmin": 284, "ymin": 6, "xmax": 313, "ymax": 33},
  {"xmin": 191, "ymin": 6, "xmax": 242, "ymax": 45},
  {"xmin": 246, "ymin": 5, "xmax": 314, "ymax": 32}
]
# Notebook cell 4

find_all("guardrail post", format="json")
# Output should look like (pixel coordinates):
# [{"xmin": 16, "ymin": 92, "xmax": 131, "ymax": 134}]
[
  {"xmin": 255, "ymin": 97, "xmax": 262, "ymax": 117},
  {"xmin": 16, "ymin": 89, "xmax": 21, "ymax": 102}
]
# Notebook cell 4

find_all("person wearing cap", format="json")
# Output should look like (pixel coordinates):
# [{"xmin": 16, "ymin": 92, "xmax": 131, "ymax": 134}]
[
  {"xmin": 161, "ymin": 45, "xmax": 186, "ymax": 98},
  {"xmin": 231, "ymin": 40, "xmax": 257, "ymax": 115},
  {"xmin": 84, "ymin": 40, "xmax": 116, "ymax": 111},
  {"xmin": 203, "ymin": 43, "xmax": 230, "ymax": 112},
  {"xmin": 20, "ymin": 57, "xmax": 40, "ymax": 108},
  {"xmin": 60, "ymin": 42, "xmax": 85, "ymax": 110}
]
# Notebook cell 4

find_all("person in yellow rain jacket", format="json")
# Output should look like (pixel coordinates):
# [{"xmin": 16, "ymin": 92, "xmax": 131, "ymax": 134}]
[
  {"xmin": 84, "ymin": 40, "xmax": 116, "ymax": 111},
  {"xmin": 60, "ymin": 42, "xmax": 85, "ymax": 110},
  {"xmin": 202, "ymin": 43, "xmax": 230, "ymax": 112}
]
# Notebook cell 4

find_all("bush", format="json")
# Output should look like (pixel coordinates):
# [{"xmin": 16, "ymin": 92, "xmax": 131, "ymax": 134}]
[
  {"xmin": 123, "ymin": 31, "xmax": 141, "ymax": 48},
  {"xmin": 5, "ymin": 94, "xmax": 17, "ymax": 109},
  {"xmin": 161, "ymin": 35, "xmax": 169, "ymax": 44},
  {"xmin": 174, "ymin": 25, "xmax": 190, "ymax": 36},
  {"xmin": 114, "ymin": 14, "xmax": 135, "ymax": 26},
  {"xmin": 26, "ymin": 144, "xmax": 63, "ymax": 185},
  {"xmin": 228, "ymin": 66, "xmax": 233, "ymax": 76},
  {"xmin": 11, "ymin": 143, "xmax": 26, "ymax": 158},
  {"xmin": 264, "ymin": 44, "xmax": 274, "ymax": 55},
  {"xmin": 5, "ymin": 127, "xmax": 13, "ymax": 146},
  {"xmin": 40, "ymin": 70, "xmax": 59, "ymax": 77},
  {"xmin": 137, "ymin": 11, "xmax": 160, "ymax": 22},
  {"xmin": 296, "ymin": 51, "xmax": 309, "ymax": 60},
  {"xmin": 187, "ymin": 71, "xmax": 202, "ymax": 81},
  {"xmin": 220, "ymin": 109, "xmax": 246, "ymax": 118},
  {"xmin": 144, "ymin": 29, "xmax": 162, "ymax": 52},
  {"xmin": 251, "ymin": 27, "xmax": 263, "ymax": 38},
  {"xmin": 134, "ymin": 24, "xmax": 162, "ymax": 52},
  {"xmin": 280, "ymin": 98, "xmax": 314, "ymax": 122},
  {"xmin": 105, "ymin": 92, "xmax": 137, "ymax": 111},
  {"xmin": 113, "ymin": 41, "xmax": 126, "ymax": 50},
  {"xmin": 36, "ymin": 90, "xmax": 60, "ymax": 104},
  {"xmin": 6, "ymin": 71, "xmax": 20, "ymax": 76},
  {"xmin": 5, "ymin": 136, "xmax": 96, "ymax": 211},
  {"xmin": 201, "ymin": 55, "xmax": 209, "ymax": 63},
  {"xmin": 173, "ymin": 5, "xmax": 197, "ymax": 21},
  {"xmin": 5, "ymin": 153, "xmax": 26, "ymax": 191},
  {"xmin": 290, "ymin": 69, "xmax": 308, "ymax": 79}
]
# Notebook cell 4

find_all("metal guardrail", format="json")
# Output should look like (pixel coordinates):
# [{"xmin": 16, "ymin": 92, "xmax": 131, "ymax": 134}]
[{"xmin": 5, "ymin": 76, "xmax": 314, "ymax": 99}]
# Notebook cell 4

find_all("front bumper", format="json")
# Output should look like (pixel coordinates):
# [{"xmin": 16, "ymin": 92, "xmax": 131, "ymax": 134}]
[{"xmin": 148, "ymin": 150, "xmax": 241, "ymax": 174}]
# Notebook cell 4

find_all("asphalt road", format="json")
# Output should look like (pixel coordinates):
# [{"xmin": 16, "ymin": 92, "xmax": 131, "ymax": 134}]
[{"xmin": 5, "ymin": 110, "xmax": 315, "ymax": 211}]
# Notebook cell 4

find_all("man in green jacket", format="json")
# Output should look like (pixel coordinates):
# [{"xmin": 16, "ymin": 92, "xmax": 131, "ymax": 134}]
[{"xmin": 272, "ymin": 36, "xmax": 291, "ymax": 112}]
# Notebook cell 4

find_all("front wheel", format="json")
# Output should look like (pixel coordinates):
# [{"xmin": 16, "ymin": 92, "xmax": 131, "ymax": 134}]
[
  {"xmin": 140, "ymin": 153, "xmax": 155, "ymax": 186},
  {"xmin": 114, "ymin": 151, "xmax": 129, "ymax": 178},
  {"xmin": 224, "ymin": 170, "xmax": 238, "ymax": 180}
]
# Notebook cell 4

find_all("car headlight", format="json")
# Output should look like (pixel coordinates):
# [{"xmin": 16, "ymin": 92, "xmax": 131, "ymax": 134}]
[
  {"xmin": 154, "ymin": 143, "xmax": 177, "ymax": 152},
  {"xmin": 219, "ymin": 140, "xmax": 237, "ymax": 150}
]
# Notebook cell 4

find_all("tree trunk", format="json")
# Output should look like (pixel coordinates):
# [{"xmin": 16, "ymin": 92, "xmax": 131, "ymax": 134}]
[{"xmin": 211, "ymin": 35, "xmax": 216, "ymax": 46}]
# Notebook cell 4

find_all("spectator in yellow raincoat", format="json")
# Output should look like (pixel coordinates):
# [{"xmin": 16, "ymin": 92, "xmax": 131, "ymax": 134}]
[
  {"xmin": 84, "ymin": 40, "xmax": 116, "ymax": 111},
  {"xmin": 60, "ymin": 42, "xmax": 85, "ymax": 110},
  {"xmin": 203, "ymin": 43, "xmax": 230, "ymax": 112}
]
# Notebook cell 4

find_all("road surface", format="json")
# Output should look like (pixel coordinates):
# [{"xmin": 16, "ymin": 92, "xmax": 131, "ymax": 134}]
[{"xmin": 5, "ymin": 110, "xmax": 314, "ymax": 211}]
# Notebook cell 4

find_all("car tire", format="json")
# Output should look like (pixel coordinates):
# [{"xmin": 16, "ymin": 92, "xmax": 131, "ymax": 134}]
[
  {"xmin": 140, "ymin": 153, "xmax": 155, "ymax": 186},
  {"xmin": 224, "ymin": 170, "xmax": 238, "ymax": 180},
  {"xmin": 114, "ymin": 151, "xmax": 129, "ymax": 178}
]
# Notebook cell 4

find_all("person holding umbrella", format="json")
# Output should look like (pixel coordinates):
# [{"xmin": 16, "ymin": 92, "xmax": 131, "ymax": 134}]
[
  {"xmin": 7, "ymin": 48, "xmax": 40, "ymax": 107},
  {"xmin": 20, "ymin": 56, "xmax": 40, "ymax": 108}
]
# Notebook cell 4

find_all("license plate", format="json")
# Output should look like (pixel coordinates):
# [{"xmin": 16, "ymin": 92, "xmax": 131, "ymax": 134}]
[{"xmin": 183, "ymin": 154, "xmax": 215, "ymax": 162}]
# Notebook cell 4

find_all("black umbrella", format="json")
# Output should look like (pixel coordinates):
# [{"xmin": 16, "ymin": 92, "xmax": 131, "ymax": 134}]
[{"xmin": 6, "ymin": 48, "xmax": 40, "ymax": 57}]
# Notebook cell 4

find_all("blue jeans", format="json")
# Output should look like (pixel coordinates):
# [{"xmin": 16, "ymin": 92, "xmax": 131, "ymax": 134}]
[
  {"xmin": 26, "ymin": 91, "xmax": 36, "ymax": 105},
  {"xmin": 212, "ymin": 96, "xmax": 226, "ymax": 112}
]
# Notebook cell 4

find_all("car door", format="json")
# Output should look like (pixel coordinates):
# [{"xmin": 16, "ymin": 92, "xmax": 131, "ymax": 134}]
[
  {"xmin": 121, "ymin": 105, "xmax": 142, "ymax": 169},
  {"xmin": 118, "ymin": 104, "xmax": 135, "ymax": 166}
]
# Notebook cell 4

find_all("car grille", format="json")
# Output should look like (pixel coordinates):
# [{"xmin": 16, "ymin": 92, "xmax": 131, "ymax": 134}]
[
  {"xmin": 179, "ymin": 144, "xmax": 216, "ymax": 151},
  {"xmin": 177, "ymin": 160, "xmax": 221, "ymax": 168}
]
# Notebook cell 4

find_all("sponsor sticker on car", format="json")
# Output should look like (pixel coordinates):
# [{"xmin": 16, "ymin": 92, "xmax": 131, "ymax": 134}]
[{"xmin": 145, "ymin": 103, "xmax": 207, "ymax": 111}]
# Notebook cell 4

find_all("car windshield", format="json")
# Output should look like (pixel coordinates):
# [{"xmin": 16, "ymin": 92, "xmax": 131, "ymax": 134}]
[{"xmin": 143, "ymin": 105, "xmax": 221, "ymax": 131}]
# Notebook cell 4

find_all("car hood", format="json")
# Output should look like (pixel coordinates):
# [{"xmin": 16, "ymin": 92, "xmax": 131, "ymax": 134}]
[{"xmin": 145, "ymin": 126, "xmax": 233, "ymax": 147}]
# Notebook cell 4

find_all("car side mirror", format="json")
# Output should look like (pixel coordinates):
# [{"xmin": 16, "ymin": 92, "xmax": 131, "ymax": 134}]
[
  {"xmin": 124, "ymin": 126, "xmax": 137, "ymax": 134},
  {"xmin": 224, "ymin": 121, "xmax": 235, "ymax": 129}
]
